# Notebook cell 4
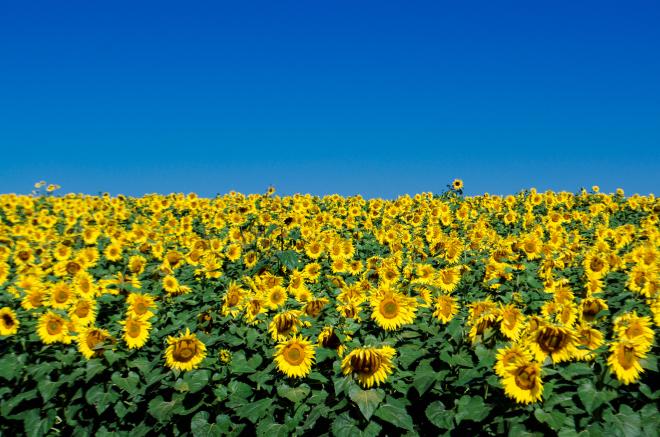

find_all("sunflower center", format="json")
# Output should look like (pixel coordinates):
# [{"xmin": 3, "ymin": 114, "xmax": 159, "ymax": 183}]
[
  {"xmin": 379, "ymin": 298, "xmax": 400, "ymax": 319},
  {"xmin": 86, "ymin": 330, "xmax": 106, "ymax": 350},
  {"xmin": 514, "ymin": 366, "xmax": 538, "ymax": 390},
  {"xmin": 618, "ymin": 345, "xmax": 636, "ymax": 369},
  {"xmin": 54, "ymin": 290, "xmax": 69, "ymax": 304},
  {"xmin": 352, "ymin": 352, "xmax": 382, "ymax": 376},
  {"xmin": 590, "ymin": 258, "xmax": 604, "ymax": 272},
  {"xmin": 2, "ymin": 314, "xmax": 14, "ymax": 327},
  {"xmin": 321, "ymin": 331, "xmax": 342, "ymax": 350},
  {"xmin": 283, "ymin": 344, "xmax": 306, "ymax": 366},
  {"xmin": 18, "ymin": 250, "xmax": 30, "ymax": 261},
  {"xmin": 127, "ymin": 321, "xmax": 142, "ymax": 338},
  {"xmin": 537, "ymin": 327, "xmax": 568, "ymax": 353},
  {"xmin": 173, "ymin": 340, "xmax": 197, "ymax": 363},
  {"xmin": 625, "ymin": 324, "xmax": 643, "ymax": 339},
  {"xmin": 75, "ymin": 303, "xmax": 90, "ymax": 318},
  {"xmin": 227, "ymin": 292, "xmax": 240, "ymax": 307},
  {"xmin": 46, "ymin": 320, "xmax": 62, "ymax": 335},
  {"xmin": 503, "ymin": 312, "xmax": 518, "ymax": 329},
  {"xmin": 524, "ymin": 242, "xmax": 537, "ymax": 253},
  {"xmin": 66, "ymin": 261, "xmax": 81, "ymax": 275},
  {"xmin": 134, "ymin": 302, "xmax": 148, "ymax": 315}
]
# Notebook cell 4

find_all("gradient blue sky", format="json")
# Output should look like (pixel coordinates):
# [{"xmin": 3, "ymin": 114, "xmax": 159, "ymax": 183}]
[{"xmin": 1, "ymin": 0, "xmax": 659, "ymax": 198}]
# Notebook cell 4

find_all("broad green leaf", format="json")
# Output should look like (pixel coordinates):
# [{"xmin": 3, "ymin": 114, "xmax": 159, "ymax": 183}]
[
  {"xmin": 235, "ymin": 398, "xmax": 273, "ymax": 423},
  {"xmin": 331, "ymin": 413, "xmax": 361, "ymax": 437},
  {"xmin": 147, "ymin": 395, "xmax": 185, "ymax": 422},
  {"xmin": 455, "ymin": 395, "xmax": 490, "ymax": 424},
  {"xmin": 277, "ymin": 383, "xmax": 311, "ymax": 403},
  {"xmin": 374, "ymin": 398, "xmax": 414, "ymax": 432},
  {"xmin": 425, "ymin": 401, "xmax": 453, "ymax": 430},
  {"xmin": 348, "ymin": 386, "xmax": 384, "ymax": 420}
]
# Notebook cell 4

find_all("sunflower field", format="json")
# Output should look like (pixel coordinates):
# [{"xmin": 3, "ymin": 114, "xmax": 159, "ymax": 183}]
[{"xmin": 1, "ymin": 184, "xmax": 659, "ymax": 436}]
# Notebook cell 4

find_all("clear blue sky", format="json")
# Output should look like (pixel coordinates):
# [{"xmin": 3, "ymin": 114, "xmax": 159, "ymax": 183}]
[{"xmin": 1, "ymin": 0, "xmax": 658, "ymax": 198}]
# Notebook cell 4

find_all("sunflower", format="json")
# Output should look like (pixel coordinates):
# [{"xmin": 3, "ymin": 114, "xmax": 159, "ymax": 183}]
[
  {"xmin": 68, "ymin": 298, "xmax": 96, "ymax": 326},
  {"xmin": 77, "ymin": 326, "xmax": 114, "ymax": 359},
  {"xmin": 572, "ymin": 324, "xmax": 604, "ymax": 361},
  {"xmin": 317, "ymin": 326, "xmax": 346, "ymax": 357},
  {"xmin": 164, "ymin": 328, "xmax": 207, "ymax": 372},
  {"xmin": 104, "ymin": 241, "xmax": 123, "ymax": 262},
  {"xmin": 436, "ymin": 267, "xmax": 462, "ymax": 292},
  {"xmin": 121, "ymin": 316, "xmax": 151, "ymax": 349},
  {"xmin": 341, "ymin": 346, "xmax": 396, "ymax": 388},
  {"xmin": 127, "ymin": 292, "xmax": 156, "ymax": 319},
  {"xmin": 502, "ymin": 360, "xmax": 544, "ymax": 404},
  {"xmin": 266, "ymin": 286, "xmax": 288, "ymax": 310},
  {"xmin": 495, "ymin": 344, "xmax": 533, "ymax": 377},
  {"xmin": 221, "ymin": 282, "xmax": 246, "ymax": 318},
  {"xmin": 529, "ymin": 324, "xmax": 577, "ymax": 364},
  {"xmin": 452, "ymin": 179, "xmax": 464, "ymax": 191},
  {"xmin": 607, "ymin": 338, "xmax": 648, "ymax": 385},
  {"xmin": 579, "ymin": 296, "xmax": 608, "ymax": 322},
  {"xmin": 0, "ymin": 307, "xmax": 19, "ymax": 336},
  {"xmin": 613, "ymin": 312, "xmax": 655, "ymax": 347},
  {"xmin": 219, "ymin": 349, "xmax": 232, "ymax": 364},
  {"xmin": 274, "ymin": 335, "xmax": 316, "ymax": 378},
  {"xmin": 370, "ymin": 290, "xmax": 417, "ymax": 331},
  {"xmin": 269, "ymin": 310, "xmax": 302, "ymax": 341},
  {"xmin": 432, "ymin": 294, "xmax": 458, "ymax": 324},
  {"xmin": 37, "ymin": 311, "xmax": 72, "ymax": 344},
  {"xmin": 302, "ymin": 297, "xmax": 329, "ymax": 318},
  {"xmin": 499, "ymin": 304, "xmax": 525, "ymax": 340},
  {"xmin": 50, "ymin": 282, "xmax": 74, "ymax": 309},
  {"xmin": 162, "ymin": 275, "xmax": 181, "ymax": 294}
]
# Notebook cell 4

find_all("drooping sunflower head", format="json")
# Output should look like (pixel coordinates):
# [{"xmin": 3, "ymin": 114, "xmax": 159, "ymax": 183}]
[
  {"xmin": 164, "ymin": 328, "xmax": 207, "ymax": 372},
  {"xmin": 495, "ymin": 344, "xmax": 533, "ymax": 377},
  {"xmin": 274, "ymin": 335, "xmax": 316, "ymax": 378},
  {"xmin": 503, "ymin": 360, "xmax": 544, "ymax": 404},
  {"xmin": 370, "ymin": 291, "xmax": 417, "ymax": 331},
  {"xmin": 0, "ymin": 307, "xmax": 19, "ymax": 336},
  {"xmin": 77, "ymin": 327, "xmax": 114, "ymax": 359},
  {"xmin": 530, "ymin": 324, "xmax": 577, "ymax": 364},
  {"xmin": 607, "ymin": 338, "xmax": 647, "ymax": 385},
  {"xmin": 317, "ymin": 326, "xmax": 346, "ymax": 357},
  {"xmin": 303, "ymin": 297, "xmax": 329, "ymax": 318},
  {"xmin": 341, "ymin": 346, "xmax": 396, "ymax": 388},
  {"xmin": 433, "ymin": 294, "xmax": 459, "ymax": 324},
  {"xmin": 268, "ymin": 310, "xmax": 302, "ymax": 341},
  {"xmin": 572, "ymin": 324, "xmax": 604, "ymax": 361},
  {"xmin": 580, "ymin": 296, "xmax": 608, "ymax": 322}
]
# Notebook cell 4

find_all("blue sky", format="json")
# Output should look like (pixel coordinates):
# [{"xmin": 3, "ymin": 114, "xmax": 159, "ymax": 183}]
[{"xmin": 1, "ymin": 0, "xmax": 658, "ymax": 198}]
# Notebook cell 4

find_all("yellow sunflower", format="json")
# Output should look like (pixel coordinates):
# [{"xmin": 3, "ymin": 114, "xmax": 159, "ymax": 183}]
[
  {"xmin": 68, "ymin": 298, "xmax": 96, "ymax": 326},
  {"xmin": 495, "ymin": 344, "xmax": 533, "ymax": 377},
  {"xmin": 164, "ymin": 328, "xmax": 207, "ymax": 371},
  {"xmin": 607, "ymin": 338, "xmax": 648, "ymax": 385},
  {"xmin": 341, "ymin": 346, "xmax": 396, "ymax": 388},
  {"xmin": 452, "ymin": 179, "xmax": 464, "ymax": 191},
  {"xmin": 274, "ymin": 335, "xmax": 316, "ymax": 378},
  {"xmin": 572, "ymin": 324, "xmax": 604, "ymax": 361},
  {"xmin": 499, "ymin": 304, "xmax": 525, "ymax": 340},
  {"xmin": 266, "ymin": 285, "xmax": 288, "ymax": 310},
  {"xmin": 370, "ymin": 290, "xmax": 417, "ymax": 331},
  {"xmin": 529, "ymin": 324, "xmax": 577, "ymax": 364},
  {"xmin": 37, "ymin": 311, "xmax": 72, "ymax": 344},
  {"xmin": 0, "ymin": 307, "xmax": 19, "ymax": 336},
  {"xmin": 49, "ymin": 282, "xmax": 74, "ymax": 309},
  {"xmin": 127, "ymin": 292, "xmax": 156, "ymax": 319},
  {"xmin": 317, "ymin": 326, "xmax": 346, "ymax": 357},
  {"xmin": 302, "ymin": 297, "xmax": 329, "ymax": 318},
  {"xmin": 579, "ymin": 296, "xmax": 608, "ymax": 322},
  {"xmin": 77, "ymin": 326, "xmax": 114, "ymax": 359},
  {"xmin": 121, "ymin": 316, "xmax": 151, "ymax": 349},
  {"xmin": 269, "ymin": 310, "xmax": 302, "ymax": 341},
  {"xmin": 436, "ymin": 267, "xmax": 462, "ymax": 292},
  {"xmin": 432, "ymin": 294, "xmax": 459, "ymax": 324},
  {"xmin": 613, "ymin": 312, "xmax": 655, "ymax": 347},
  {"xmin": 502, "ymin": 360, "xmax": 544, "ymax": 404},
  {"xmin": 162, "ymin": 275, "xmax": 181, "ymax": 294},
  {"xmin": 221, "ymin": 282, "xmax": 246, "ymax": 318}
]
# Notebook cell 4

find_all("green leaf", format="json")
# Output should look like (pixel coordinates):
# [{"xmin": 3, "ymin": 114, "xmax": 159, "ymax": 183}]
[
  {"xmin": 85, "ymin": 359, "xmax": 106, "ymax": 382},
  {"xmin": 277, "ymin": 383, "xmax": 311, "ymax": 403},
  {"xmin": 191, "ymin": 411, "xmax": 225, "ymax": 437},
  {"xmin": 396, "ymin": 344, "xmax": 427, "ymax": 369},
  {"xmin": 413, "ymin": 359, "xmax": 437, "ymax": 396},
  {"xmin": 111, "ymin": 371, "xmax": 141, "ymax": 395},
  {"xmin": 184, "ymin": 369, "xmax": 211, "ymax": 394},
  {"xmin": 148, "ymin": 395, "xmax": 185, "ymax": 422},
  {"xmin": 534, "ymin": 408, "xmax": 569, "ymax": 431},
  {"xmin": 425, "ymin": 401, "xmax": 453, "ymax": 430},
  {"xmin": 85, "ymin": 385, "xmax": 118, "ymax": 414},
  {"xmin": 455, "ymin": 395, "xmax": 490, "ymax": 424},
  {"xmin": 23, "ymin": 409, "xmax": 53, "ymax": 437},
  {"xmin": 235, "ymin": 398, "xmax": 273, "ymax": 423},
  {"xmin": 374, "ymin": 398, "xmax": 414, "ymax": 432},
  {"xmin": 603, "ymin": 404, "xmax": 642, "ymax": 437},
  {"xmin": 277, "ymin": 250, "xmax": 301, "ymax": 270},
  {"xmin": 348, "ymin": 386, "xmax": 384, "ymax": 420},
  {"xmin": 331, "ymin": 413, "xmax": 361, "ymax": 437},
  {"xmin": 37, "ymin": 378, "xmax": 61, "ymax": 403},
  {"xmin": 230, "ymin": 352, "xmax": 261, "ymax": 374},
  {"xmin": 0, "ymin": 354, "xmax": 20, "ymax": 381}
]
